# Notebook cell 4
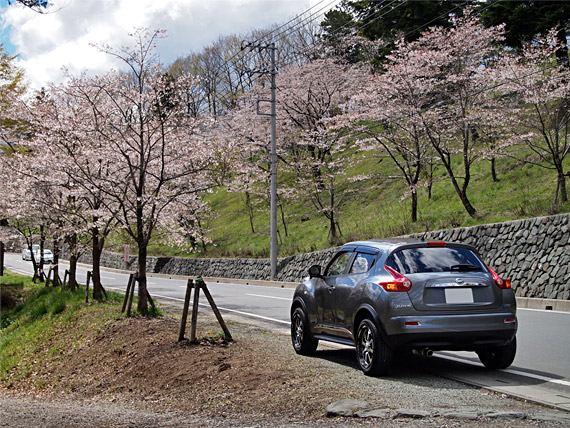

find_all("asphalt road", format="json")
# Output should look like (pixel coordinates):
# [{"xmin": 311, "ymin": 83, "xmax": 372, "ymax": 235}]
[{"xmin": 3, "ymin": 252, "xmax": 570, "ymax": 411}]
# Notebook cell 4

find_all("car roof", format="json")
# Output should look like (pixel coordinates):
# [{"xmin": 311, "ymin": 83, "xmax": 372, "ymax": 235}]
[
  {"xmin": 341, "ymin": 238, "xmax": 475, "ymax": 252},
  {"xmin": 342, "ymin": 238, "xmax": 419, "ymax": 250}
]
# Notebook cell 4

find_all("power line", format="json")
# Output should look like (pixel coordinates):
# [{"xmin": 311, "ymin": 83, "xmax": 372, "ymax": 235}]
[
  {"xmin": 194, "ymin": 0, "xmax": 502, "ymax": 118},
  {"xmin": 193, "ymin": 1, "xmax": 345, "ymax": 116}
]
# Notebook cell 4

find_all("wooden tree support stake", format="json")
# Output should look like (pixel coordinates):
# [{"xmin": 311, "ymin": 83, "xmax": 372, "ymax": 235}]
[
  {"xmin": 85, "ymin": 271, "xmax": 92, "ymax": 303},
  {"xmin": 0, "ymin": 241, "xmax": 5, "ymax": 277},
  {"xmin": 45, "ymin": 265, "xmax": 53, "ymax": 287},
  {"xmin": 178, "ymin": 278, "xmax": 194, "ymax": 342},
  {"xmin": 126, "ymin": 274, "xmax": 137, "ymax": 317},
  {"xmin": 120, "ymin": 274, "xmax": 152, "ymax": 316},
  {"xmin": 190, "ymin": 279, "xmax": 200, "ymax": 343},
  {"xmin": 63, "ymin": 269, "xmax": 69, "ymax": 289},
  {"xmin": 122, "ymin": 273, "xmax": 135, "ymax": 313},
  {"xmin": 179, "ymin": 276, "xmax": 232, "ymax": 343},
  {"xmin": 146, "ymin": 288, "xmax": 155, "ymax": 310},
  {"xmin": 199, "ymin": 278, "xmax": 233, "ymax": 341}
]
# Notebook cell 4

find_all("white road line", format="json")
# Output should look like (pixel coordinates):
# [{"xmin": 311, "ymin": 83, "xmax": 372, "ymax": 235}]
[
  {"xmin": 7, "ymin": 268, "xmax": 31, "ymax": 276},
  {"xmin": 519, "ymin": 308, "xmax": 570, "ymax": 315},
  {"xmin": 149, "ymin": 293, "xmax": 291, "ymax": 326},
  {"xmin": 246, "ymin": 293, "xmax": 291, "ymax": 301},
  {"xmin": 437, "ymin": 353, "xmax": 570, "ymax": 387}
]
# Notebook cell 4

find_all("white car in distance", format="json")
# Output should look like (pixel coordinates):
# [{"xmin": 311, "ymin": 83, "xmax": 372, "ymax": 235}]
[{"xmin": 21, "ymin": 245, "xmax": 54, "ymax": 263}]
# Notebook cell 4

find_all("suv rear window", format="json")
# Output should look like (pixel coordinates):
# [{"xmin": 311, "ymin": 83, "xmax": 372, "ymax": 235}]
[{"xmin": 386, "ymin": 247, "xmax": 485, "ymax": 274}]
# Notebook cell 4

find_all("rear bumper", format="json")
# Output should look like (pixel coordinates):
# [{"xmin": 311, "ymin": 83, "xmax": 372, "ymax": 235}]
[{"xmin": 384, "ymin": 312, "xmax": 517, "ymax": 351}]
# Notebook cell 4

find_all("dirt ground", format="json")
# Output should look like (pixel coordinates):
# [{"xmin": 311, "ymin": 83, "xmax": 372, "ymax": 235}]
[
  {"xmin": 2, "ymin": 307, "xmax": 570, "ymax": 427},
  {"xmin": 2, "ymin": 311, "xmax": 349, "ymax": 421}
]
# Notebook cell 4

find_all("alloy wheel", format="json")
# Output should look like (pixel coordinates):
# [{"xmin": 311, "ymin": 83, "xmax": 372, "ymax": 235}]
[{"xmin": 358, "ymin": 323, "xmax": 374, "ymax": 370}]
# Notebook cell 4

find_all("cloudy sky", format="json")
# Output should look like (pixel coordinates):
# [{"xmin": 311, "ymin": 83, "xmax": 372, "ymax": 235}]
[{"xmin": 0, "ymin": 0, "xmax": 337, "ymax": 89}]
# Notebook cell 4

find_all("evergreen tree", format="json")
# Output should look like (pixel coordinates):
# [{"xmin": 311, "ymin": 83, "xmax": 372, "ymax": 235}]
[
  {"xmin": 320, "ymin": 0, "xmax": 473, "ymax": 62},
  {"xmin": 479, "ymin": 1, "xmax": 570, "ymax": 64}
]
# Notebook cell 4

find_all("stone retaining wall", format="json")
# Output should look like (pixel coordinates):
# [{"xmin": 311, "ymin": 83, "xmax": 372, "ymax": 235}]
[
  {"xmin": 4, "ymin": 214, "xmax": 569, "ymax": 300},
  {"xmin": 408, "ymin": 214, "xmax": 570, "ymax": 300}
]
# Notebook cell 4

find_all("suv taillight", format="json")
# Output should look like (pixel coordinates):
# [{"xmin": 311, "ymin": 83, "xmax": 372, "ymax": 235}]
[
  {"xmin": 380, "ymin": 265, "xmax": 412, "ymax": 292},
  {"xmin": 488, "ymin": 266, "xmax": 511, "ymax": 289}
]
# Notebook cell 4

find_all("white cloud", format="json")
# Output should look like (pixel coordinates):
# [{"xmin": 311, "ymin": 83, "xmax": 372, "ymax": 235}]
[{"xmin": 1, "ymin": 0, "xmax": 334, "ymax": 89}]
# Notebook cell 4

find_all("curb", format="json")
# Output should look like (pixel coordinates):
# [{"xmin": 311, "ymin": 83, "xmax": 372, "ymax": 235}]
[
  {"xmin": 74, "ymin": 260, "xmax": 299, "ymax": 289},
  {"xmin": 516, "ymin": 297, "xmax": 570, "ymax": 312},
  {"xmin": 69, "ymin": 259, "xmax": 570, "ymax": 310}
]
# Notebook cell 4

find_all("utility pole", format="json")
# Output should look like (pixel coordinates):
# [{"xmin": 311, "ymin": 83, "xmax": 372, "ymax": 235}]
[
  {"xmin": 269, "ymin": 44, "xmax": 277, "ymax": 281},
  {"xmin": 247, "ymin": 42, "xmax": 278, "ymax": 280}
]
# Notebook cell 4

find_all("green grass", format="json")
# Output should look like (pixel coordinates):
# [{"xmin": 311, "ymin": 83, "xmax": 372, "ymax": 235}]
[
  {"xmin": 192, "ymin": 146, "xmax": 569, "ymax": 258},
  {"xmin": 112, "ymin": 142, "xmax": 569, "ymax": 259},
  {"xmin": 0, "ymin": 270, "xmax": 129, "ymax": 383}
]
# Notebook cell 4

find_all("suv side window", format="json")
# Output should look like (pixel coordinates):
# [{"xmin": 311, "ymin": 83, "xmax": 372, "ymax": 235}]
[
  {"xmin": 349, "ymin": 252, "xmax": 376, "ymax": 274},
  {"xmin": 325, "ymin": 251, "xmax": 353, "ymax": 276}
]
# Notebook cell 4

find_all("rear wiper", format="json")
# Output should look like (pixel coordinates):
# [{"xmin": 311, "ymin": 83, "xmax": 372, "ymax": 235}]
[{"xmin": 450, "ymin": 264, "xmax": 481, "ymax": 272}]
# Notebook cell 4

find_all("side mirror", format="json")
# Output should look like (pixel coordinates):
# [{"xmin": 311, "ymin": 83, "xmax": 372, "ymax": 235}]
[{"xmin": 308, "ymin": 264, "xmax": 322, "ymax": 278}]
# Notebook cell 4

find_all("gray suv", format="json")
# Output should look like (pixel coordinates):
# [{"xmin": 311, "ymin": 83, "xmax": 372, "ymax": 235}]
[{"xmin": 290, "ymin": 239, "xmax": 517, "ymax": 376}]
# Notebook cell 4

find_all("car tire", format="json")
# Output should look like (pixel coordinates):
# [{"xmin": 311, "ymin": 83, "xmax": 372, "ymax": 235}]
[
  {"xmin": 291, "ymin": 307, "xmax": 318, "ymax": 355},
  {"xmin": 356, "ymin": 318, "xmax": 392, "ymax": 376},
  {"xmin": 477, "ymin": 336, "xmax": 517, "ymax": 370}
]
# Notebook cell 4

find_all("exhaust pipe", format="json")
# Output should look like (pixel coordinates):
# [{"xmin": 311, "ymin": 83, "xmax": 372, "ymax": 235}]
[{"xmin": 412, "ymin": 348, "xmax": 433, "ymax": 357}]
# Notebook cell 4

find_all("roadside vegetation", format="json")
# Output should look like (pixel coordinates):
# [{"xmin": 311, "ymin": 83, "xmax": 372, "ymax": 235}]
[
  {"xmin": 0, "ymin": 270, "xmax": 123, "ymax": 385},
  {"xmin": 148, "ymin": 147, "xmax": 570, "ymax": 259}
]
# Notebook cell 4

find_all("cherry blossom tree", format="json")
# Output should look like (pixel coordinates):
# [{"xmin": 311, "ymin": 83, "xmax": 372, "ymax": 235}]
[
  {"xmin": 16, "ymin": 77, "xmax": 121, "ymax": 298},
  {"xmin": 0, "ymin": 44, "xmax": 26, "ymax": 150},
  {"xmin": 352, "ymin": 12, "xmax": 505, "ymax": 219},
  {"xmin": 348, "ymin": 38, "xmax": 434, "ymax": 223},
  {"xmin": 276, "ymin": 58, "xmax": 366, "ymax": 242},
  {"xmin": 86, "ymin": 29, "xmax": 217, "ymax": 314},
  {"xmin": 415, "ymin": 13, "xmax": 505, "ymax": 218},
  {"xmin": 230, "ymin": 58, "xmax": 367, "ymax": 243},
  {"xmin": 0, "ymin": 149, "xmax": 72, "ymax": 284},
  {"xmin": 493, "ymin": 30, "xmax": 570, "ymax": 204}
]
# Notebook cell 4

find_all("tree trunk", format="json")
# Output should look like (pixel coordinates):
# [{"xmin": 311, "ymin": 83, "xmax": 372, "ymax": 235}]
[
  {"xmin": 491, "ymin": 158, "xmax": 498, "ymax": 182},
  {"xmin": 411, "ymin": 189, "xmax": 418, "ymax": 223},
  {"xmin": 246, "ymin": 192, "xmax": 255, "ymax": 233},
  {"xmin": 67, "ymin": 233, "xmax": 78, "ymax": 291},
  {"xmin": 69, "ymin": 253, "xmax": 78, "ymax": 291},
  {"xmin": 557, "ymin": 169, "xmax": 568, "ymax": 203},
  {"xmin": 39, "ymin": 225, "xmax": 45, "ymax": 281},
  {"xmin": 458, "ymin": 188, "xmax": 477, "ymax": 218},
  {"xmin": 137, "ymin": 241, "xmax": 149, "ymax": 314},
  {"xmin": 328, "ymin": 214, "xmax": 336, "ymax": 240},
  {"xmin": 92, "ymin": 226, "xmax": 104, "ymax": 301},
  {"xmin": 52, "ymin": 238, "xmax": 60, "ymax": 289},
  {"xmin": 328, "ymin": 191, "xmax": 337, "ymax": 242},
  {"xmin": 278, "ymin": 199, "xmax": 288, "ymax": 237},
  {"xmin": 29, "ymin": 243, "xmax": 39, "ymax": 284},
  {"xmin": 440, "ymin": 155, "xmax": 477, "ymax": 218}
]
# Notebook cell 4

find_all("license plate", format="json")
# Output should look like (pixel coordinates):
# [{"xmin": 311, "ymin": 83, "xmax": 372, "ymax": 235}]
[{"xmin": 444, "ymin": 288, "xmax": 474, "ymax": 304}]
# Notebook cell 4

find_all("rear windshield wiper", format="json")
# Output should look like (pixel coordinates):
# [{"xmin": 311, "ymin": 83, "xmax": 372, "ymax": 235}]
[{"xmin": 450, "ymin": 264, "xmax": 481, "ymax": 272}]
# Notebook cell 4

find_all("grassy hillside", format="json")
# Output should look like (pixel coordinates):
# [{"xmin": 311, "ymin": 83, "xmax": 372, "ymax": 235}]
[{"xmin": 145, "ymin": 146, "xmax": 569, "ymax": 259}]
